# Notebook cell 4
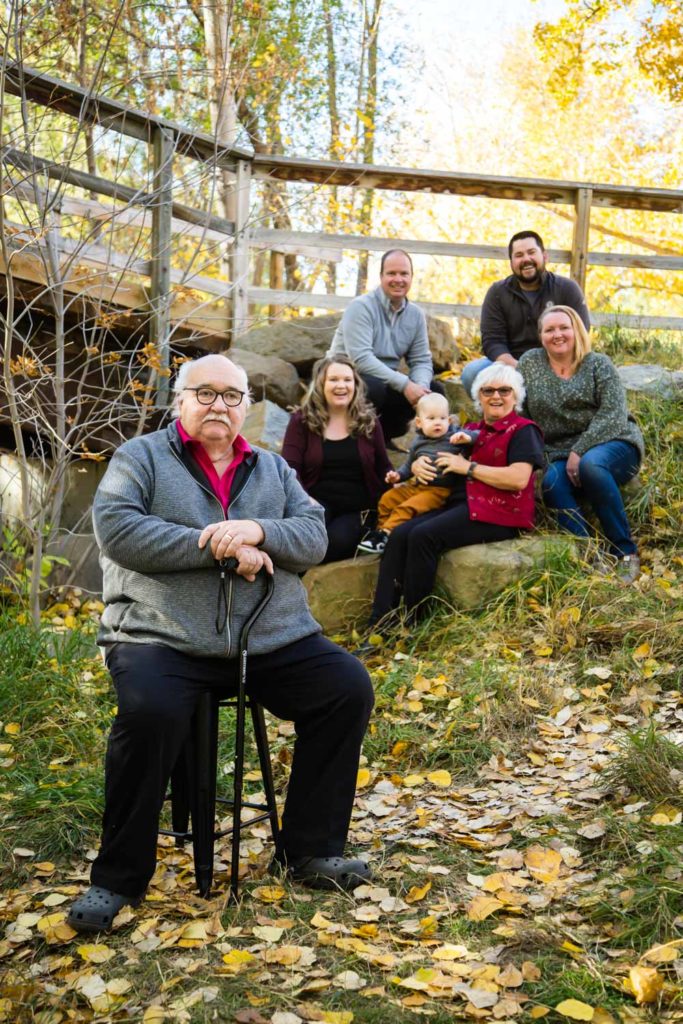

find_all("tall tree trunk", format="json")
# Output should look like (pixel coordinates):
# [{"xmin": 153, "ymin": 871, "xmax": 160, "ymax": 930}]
[
  {"xmin": 323, "ymin": 0, "xmax": 340, "ymax": 294},
  {"xmin": 355, "ymin": 0, "xmax": 382, "ymax": 296},
  {"xmin": 202, "ymin": 0, "xmax": 240, "ymax": 335},
  {"xmin": 202, "ymin": 0, "xmax": 238, "ymax": 222}
]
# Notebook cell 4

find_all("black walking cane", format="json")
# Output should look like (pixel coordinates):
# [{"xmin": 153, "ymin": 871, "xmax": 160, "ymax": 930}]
[
  {"xmin": 166, "ymin": 562, "xmax": 277, "ymax": 900},
  {"xmin": 228, "ymin": 563, "xmax": 275, "ymax": 900}
]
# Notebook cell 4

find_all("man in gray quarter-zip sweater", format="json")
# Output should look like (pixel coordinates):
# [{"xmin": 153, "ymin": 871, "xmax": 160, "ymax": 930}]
[
  {"xmin": 328, "ymin": 249, "xmax": 444, "ymax": 442},
  {"xmin": 67, "ymin": 355, "xmax": 374, "ymax": 934}
]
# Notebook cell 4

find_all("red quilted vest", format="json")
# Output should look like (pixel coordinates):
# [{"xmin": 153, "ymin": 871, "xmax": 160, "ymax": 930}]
[{"xmin": 464, "ymin": 413, "xmax": 538, "ymax": 529}]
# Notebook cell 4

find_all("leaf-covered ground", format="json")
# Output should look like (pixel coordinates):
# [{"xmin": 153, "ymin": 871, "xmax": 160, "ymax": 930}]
[
  {"xmin": 1, "ymin": 370, "xmax": 682, "ymax": 1024},
  {"xmin": 1, "ymin": 534, "xmax": 683, "ymax": 1024}
]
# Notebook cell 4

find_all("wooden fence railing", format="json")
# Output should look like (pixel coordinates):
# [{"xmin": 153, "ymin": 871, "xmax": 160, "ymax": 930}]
[{"xmin": 3, "ymin": 62, "xmax": 683, "ymax": 389}]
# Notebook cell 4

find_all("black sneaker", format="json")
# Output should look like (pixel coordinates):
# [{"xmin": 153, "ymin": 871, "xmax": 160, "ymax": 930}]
[{"xmin": 357, "ymin": 529, "xmax": 388, "ymax": 555}]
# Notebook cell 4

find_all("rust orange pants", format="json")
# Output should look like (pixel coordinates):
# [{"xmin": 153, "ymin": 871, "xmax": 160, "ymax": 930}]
[{"xmin": 377, "ymin": 482, "xmax": 451, "ymax": 530}]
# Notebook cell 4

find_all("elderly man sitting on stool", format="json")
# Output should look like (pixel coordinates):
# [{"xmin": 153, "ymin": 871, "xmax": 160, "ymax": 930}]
[{"xmin": 67, "ymin": 354, "xmax": 374, "ymax": 933}]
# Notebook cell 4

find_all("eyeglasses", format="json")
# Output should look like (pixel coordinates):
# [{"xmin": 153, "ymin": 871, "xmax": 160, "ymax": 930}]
[
  {"xmin": 480, "ymin": 386, "xmax": 513, "ymax": 397},
  {"xmin": 184, "ymin": 386, "xmax": 246, "ymax": 407}
]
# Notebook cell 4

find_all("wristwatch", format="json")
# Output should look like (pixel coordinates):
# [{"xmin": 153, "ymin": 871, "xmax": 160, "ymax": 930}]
[{"xmin": 467, "ymin": 461, "xmax": 478, "ymax": 481}]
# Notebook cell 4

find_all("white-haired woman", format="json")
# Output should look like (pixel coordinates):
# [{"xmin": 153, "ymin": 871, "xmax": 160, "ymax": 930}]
[{"xmin": 367, "ymin": 364, "xmax": 544, "ymax": 626}]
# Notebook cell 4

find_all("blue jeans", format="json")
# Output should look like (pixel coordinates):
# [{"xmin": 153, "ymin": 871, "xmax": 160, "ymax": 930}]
[
  {"xmin": 460, "ymin": 357, "xmax": 493, "ymax": 399},
  {"xmin": 541, "ymin": 441, "xmax": 640, "ymax": 556}
]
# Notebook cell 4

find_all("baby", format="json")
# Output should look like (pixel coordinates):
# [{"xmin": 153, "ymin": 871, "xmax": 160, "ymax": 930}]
[{"xmin": 358, "ymin": 392, "xmax": 478, "ymax": 554}]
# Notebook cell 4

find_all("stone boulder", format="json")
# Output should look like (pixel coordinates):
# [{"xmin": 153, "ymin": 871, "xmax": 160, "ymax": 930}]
[
  {"xmin": 304, "ymin": 556, "xmax": 381, "ymax": 635},
  {"xmin": 238, "ymin": 315, "xmax": 340, "ymax": 374},
  {"xmin": 242, "ymin": 399, "xmax": 291, "ymax": 452},
  {"xmin": 231, "ymin": 347, "xmax": 301, "ymax": 409},
  {"xmin": 237, "ymin": 311, "xmax": 458, "ymax": 378},
  {"xmin": 435, "ymin": 534, "xmax": 578, "ymax": 610},
  {"xmin": 442, "ymin": 376, "xmax": 477, "ymax": 421},
  {"xmin": 426, "ymin": 315, "xmax": 459, "ymax": 371},
  {"xmin": 618, "ymin": 364, "xmax": 683, "ymax": 397},
  {"xmin": 303, "ymin": 534, "xmax": 579, "ymax": 633}
]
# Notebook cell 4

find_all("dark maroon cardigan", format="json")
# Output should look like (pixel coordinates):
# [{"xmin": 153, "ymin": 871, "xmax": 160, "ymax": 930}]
[{"xmin": 282, "ymin": 410, "xmax": 392, "ymax": 507}]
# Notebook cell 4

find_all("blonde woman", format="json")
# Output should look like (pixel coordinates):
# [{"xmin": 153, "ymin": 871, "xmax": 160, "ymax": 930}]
[
  {"xmin": 282, "ymin": 356, "xmax": 392, "ymax": 562},
  {"xmin": 519, "ymin": 305, "xmax": 644, "ymax": 582}
]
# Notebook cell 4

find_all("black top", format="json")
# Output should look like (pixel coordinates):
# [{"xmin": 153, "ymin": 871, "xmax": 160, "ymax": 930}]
[
  {"xmin": 309, "ymin": 436, "xmax": 373, "ymax": 514},
  {"xmin": 446, "ymin": 424, "xmax": 545, "ymax": 506}
]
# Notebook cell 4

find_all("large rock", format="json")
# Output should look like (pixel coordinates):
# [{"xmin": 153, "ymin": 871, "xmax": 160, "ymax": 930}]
[
  {"xmin": 617, "ymin": 364, "xmax": 683, "ymax": 397},
  {"xmin": 435, "ymin": 534, "xmax": 578, "ymax": 610},
  {"xmin": 0, "ymin": 456, "xmax": 106, "ymax": 532},
  {"xmin": 442, "ymin": 376, "xmax": 477, "ymax": 420},
  {"xmin": 237, "ymin": 312, "xmax": 458, "ymax": 378},
  {"xmin": 231, "ymin": 347, "xmax": 302, "ymax": 409},
  {"xmin": 426, "ymin": 315, "xmax": 459, "ymax": 371},
  {"xmin": 304, "ymin": 556, "xmax": 381, "ymax": 635},
  {"xmin": 242, "ymin": 399, "xmax": 291, "ymax": 452},
  {"xmin": 303, "ymin": 534, "xmax": 579, "ymax": 633},
  {"xmin": 238, "ymin": 315, "xmax": 340, "ymax": 374}
]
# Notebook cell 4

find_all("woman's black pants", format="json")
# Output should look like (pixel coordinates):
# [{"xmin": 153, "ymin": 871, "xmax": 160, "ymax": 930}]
[
  {"xmin": 322, "ymin": 508, "xmax": 376, "ymax": 562},
  {"xmin": 370, "ymin": 502, "xmax": 518, "ymax": 622},
  {"xmin": 90, "ymin": 634, "xmax": 374, "ymax": 898}
]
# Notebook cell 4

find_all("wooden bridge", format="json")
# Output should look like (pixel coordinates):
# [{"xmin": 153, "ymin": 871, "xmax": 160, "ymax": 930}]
[{"xmin": 3, "ymin": 62, "xmax": 683, "ymax": 404}]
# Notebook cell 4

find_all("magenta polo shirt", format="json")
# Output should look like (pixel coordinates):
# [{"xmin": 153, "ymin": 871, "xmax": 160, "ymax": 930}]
[{"xmin": 176, "ymin": 421, "xmax": 252, "ymax": 514}]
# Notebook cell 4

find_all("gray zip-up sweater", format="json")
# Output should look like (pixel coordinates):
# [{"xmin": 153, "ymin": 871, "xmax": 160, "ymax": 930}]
[
  {"xmin": 328, "ymin": 287, "xmax": 433, "ymax": 392},
  {"xmin": 94, "ymin": 423, "xmax": 327, "ymax": 658}
]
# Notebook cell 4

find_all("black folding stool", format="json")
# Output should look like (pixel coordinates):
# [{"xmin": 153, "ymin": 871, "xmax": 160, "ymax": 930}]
[{"xmin": 162, "ymin": 568, "xmax": 279, "ymax": 900}]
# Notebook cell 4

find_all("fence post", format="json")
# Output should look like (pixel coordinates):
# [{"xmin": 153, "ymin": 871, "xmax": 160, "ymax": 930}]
[
  {"xmin": 151, "ymin": 125, "xmax": 174, "ymax": 409},
  {"xmin": 570, "ymin": 187, "xmax": 592, "ymax": 294},
  {"xmin": 231, "ymin": 158, "xmax": 252, "ymax": 342}
]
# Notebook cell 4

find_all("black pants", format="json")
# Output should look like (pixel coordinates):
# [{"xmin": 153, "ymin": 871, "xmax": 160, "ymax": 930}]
[
  {"xmin": 91, "ymin": 634, "xmax": 374, "ymax": 897},
  {"xmin": 370, "ymin": 502, "xmax": 518, "ymax": 622},
  {"xmin": 361, "ymin": 375, "xmax": 446, "ymax": 442},
  {"xmin": 322, "ymin": 508, "xmax": 376, "ymax": 563}
]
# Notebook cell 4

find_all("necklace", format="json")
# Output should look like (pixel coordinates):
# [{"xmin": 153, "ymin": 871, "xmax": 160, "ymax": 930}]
[{"xmin": 208, "ymin": 449, "xmax": 232, "ymax": 463}]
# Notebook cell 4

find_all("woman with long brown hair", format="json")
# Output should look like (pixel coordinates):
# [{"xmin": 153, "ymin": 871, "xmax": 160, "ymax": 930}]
[{"xmin": 282, "ymin": 356, "xmax": 392, "ymax": 562}]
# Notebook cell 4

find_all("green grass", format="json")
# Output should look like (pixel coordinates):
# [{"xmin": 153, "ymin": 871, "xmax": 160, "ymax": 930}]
[
  {"xmin": 603, "ymin": 724, "xmax": 683, "ymax": 803},
  {"xmin": 0, "ymin": 611, "xmax": 111, "ymax": 873},
  {"xmin": 595, "ymin": 323, "xmax": 683, "ymax": 370}
]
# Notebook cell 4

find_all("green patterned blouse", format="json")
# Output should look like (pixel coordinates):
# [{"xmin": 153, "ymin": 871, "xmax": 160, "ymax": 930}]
[{"xmin": 518, "ymin": 350, "xmax": 644, "ymax": 463}]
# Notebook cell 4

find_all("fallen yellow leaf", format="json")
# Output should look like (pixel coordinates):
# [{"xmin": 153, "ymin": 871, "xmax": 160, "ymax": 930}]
[
  {"xmin": 592, "ymin": 1009, "xmax": 617, "ymax": 1024},
  {"xmin": 626, "ymin": 965, "xmax": 664, "ymax": 1005},
  {"xmin": 251, "ymin": 886, "xmax": 285, "ymax": 903},
  {"xmin": 524, "ymin": 845, "xmax": 562, "ymax": 883},
  {"xmin": 641, "ymin": 938, "xmax": 683, "ymax": 963},
  {"xmin": 4, "ymin": 723, "xmax": 21, "ymax": 735},
  {"xmin": 356, "ymin": 768, "xmax": 372, "ymax": 789},
  {"xmin": 431, "ymin": 943, "xmax": 469, "ymax": 960},
  {"xmin": 426, "ymin": 769, "xmax": 451, "ymax": 787},
  {"xmin": 263, "ymin": 945, "xmax": 303, "ymax": 965},
  {"xmin": 466, "ymin": 895, "xmax": 504, "ymax": 921},
  {"xmin": 221, "ymin": 949, "xmax": 255, "ymax": 974},
  {"xmin": 405, "ymin": 880, "xmax": 431, "ymax": 903},
  {"xmin": 555, "ymin": 997, "xmax": 594, "ymax": 1020},
  {"xmin": 77, "ymin": 943, "xmax": 115, "ymax": 964},
  {"xmin": 529, "ymin": 1007, "xmax": 550, "ymax": 1019},
  {"xmin": 142, "ymin": 1007, "xmax": 167, "ymax": 1022}
]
